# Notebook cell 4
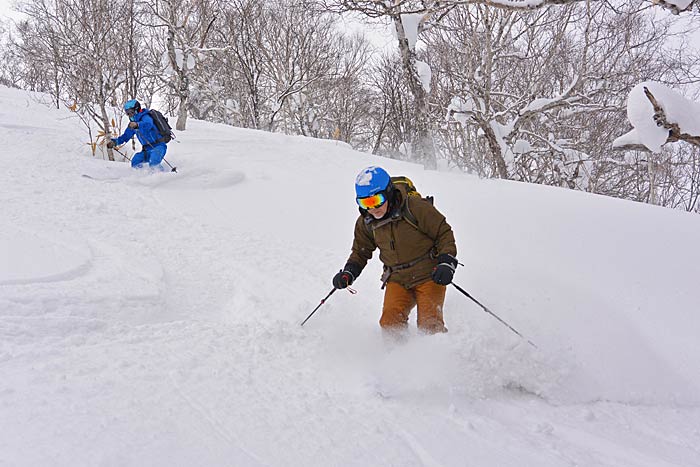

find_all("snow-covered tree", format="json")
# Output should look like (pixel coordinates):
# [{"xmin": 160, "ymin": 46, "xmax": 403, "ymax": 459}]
[
  {"xmin": 324, "ymin": 1, "xmax": 449, "ymax": 168},
  {"xmin": 139, "ymin": 0, "xmax": 220, "ymax": 131},
  {"xmin": 0, "ymin": 20, "xmax": 21, "ymax": 88},
  {"xmin": 429, "ymin": 2, "xmax": 684, "ymax": 186},
  {"xmin": 322, "ymin": 0, "xmax": 700, "ymax": 177},
  {"xmin": 325, "ymin": 0, "xmax": 699, "ymax": 16},
  {"xmin": 369, "ymin": 53, "xmax": 416, "ymax": 158},
  {"xmin": 192, "ymin": 0, "xmax": 370, "ymax": 139},
  {"xmin": 15, "ymin": 0, "xmax": 132, "ymax": 160},
  {"xmin": 205, "ymin": 0, "xmax": 269, "ymax": 128},
  {"xmin": 310, "ymin": 33, "xmax": 370, "ymax": 142},
  {"xmin": 615, "ymin": 83, "xmax": 700, "ymax": 153}
]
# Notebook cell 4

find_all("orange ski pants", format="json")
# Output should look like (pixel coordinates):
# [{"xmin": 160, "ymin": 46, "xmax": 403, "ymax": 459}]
[{"xmin": 380, "ymin": 280, "xmax": 447, "ymax": 334}]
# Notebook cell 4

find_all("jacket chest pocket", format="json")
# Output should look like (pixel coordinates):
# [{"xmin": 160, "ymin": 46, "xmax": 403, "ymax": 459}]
[
  {"xmin": 374, "ymin": 220, "xmax": 433, "ymax": 264},
  {"xmin": 373, "ymin": 223, "xmax": 396, "ymax": 252}
]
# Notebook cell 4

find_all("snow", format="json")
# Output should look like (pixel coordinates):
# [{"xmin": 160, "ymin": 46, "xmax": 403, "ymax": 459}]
[
  {"xmin": 522, "ymin": 97, "xmax": 556, "ymax": 113},
  {"xmin": 0, "ymin": 225, "xmax": 91, "ymax": 285},
  {"xmin": 447, "ymin": 96, "xmax": 471, "ymax": 125},
  {"xmin": 415, "ymin": 59, "xmax": 432, "ymax": 93},
  {"xmin": 615, "ymin": 81, "xmax": 700, "ymax": 152},
  {"xmin": 1, "ymin": 85, "xmax": 700, "ymax": 466},
  {"xmin": 513, "ymin": 139, "xmax": 531, "ymax": 154},
  {"xmin": 161, "ymin": 49, "xmax": 196, "ymax": 72},
  {"xmin": 612, "ymin": 127, "xmax": 643, "ymax": 149},
  {"xmin": 666, "ymin": 0, "xmax": 693, "ymax": 9},
  {"xmin": 400, "ymin": 13, "xmax": 422, "ymax": 50}
]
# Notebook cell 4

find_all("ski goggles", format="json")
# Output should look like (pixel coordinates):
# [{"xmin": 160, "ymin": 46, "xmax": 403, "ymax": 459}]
[
  {"xmin": 125, "ymin": 108, "xmax": 136, "ymax": 117},
  {"xmin": 356, "ymin": 192, "xmax": 386, "ymax": 210}
]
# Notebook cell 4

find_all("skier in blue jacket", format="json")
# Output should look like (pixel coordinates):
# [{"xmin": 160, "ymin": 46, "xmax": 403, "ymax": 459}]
[{"xmin": 107, "ymin": 99, "xmax": 168, "ymax": 169}]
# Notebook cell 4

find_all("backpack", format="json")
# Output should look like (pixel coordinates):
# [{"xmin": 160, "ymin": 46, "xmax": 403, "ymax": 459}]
[
  {"xmin": 390, "ymin": 176, "xmax": 433, "ymax": 205},
  {"xmin": 391, "ymin": 176, "xmax": 434, "ymax": 230},
  {"xmin": 145, "ymin": 109, "xmax": 175, "ymax": 143}
]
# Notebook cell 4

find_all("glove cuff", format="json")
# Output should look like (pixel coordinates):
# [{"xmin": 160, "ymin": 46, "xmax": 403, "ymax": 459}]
[
  {"xmin": 343, "ymin": 261, "xmax": 363, "ymax": 280},
  {"xmin": 436, "ymin": 253, "xmax": 458, "ymax": 269}
]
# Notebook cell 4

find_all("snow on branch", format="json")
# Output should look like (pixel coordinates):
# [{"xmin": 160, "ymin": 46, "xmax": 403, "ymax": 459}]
[
  {"xmin": 453, "ymin": 0, "xmax": 588, "ymax": 8},
  {"xmin": 651, "ymin": 0, "xmax": 696, "ymax": 15},
  {"xmin": 613, "ymin": 82, "xmax": 700, "ymax": 153},
  {"xmin": 325, "ymin": 0, "xmax": 697, "ymax": 17},
  {"xmin": 509, "ymin": 75, "xmax": 582, "ymax": 128},
  {"xmin": 324, "ymin": 0, "xmax": 589, "ymax": 17}
]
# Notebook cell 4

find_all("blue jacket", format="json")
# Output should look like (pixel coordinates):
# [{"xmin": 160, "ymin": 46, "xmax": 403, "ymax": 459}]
[{"xmin": 114, "ymin": 109, "xmax": 165, "ymax": 149}]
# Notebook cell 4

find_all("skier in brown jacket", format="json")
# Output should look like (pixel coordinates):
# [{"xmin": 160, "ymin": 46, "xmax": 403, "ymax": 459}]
[{"xmin": 333, "ymin": 166, "xmax": 458, "ymax": 334}]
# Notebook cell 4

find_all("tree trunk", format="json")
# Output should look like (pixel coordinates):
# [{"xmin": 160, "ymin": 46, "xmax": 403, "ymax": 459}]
[
  {"xmin": 167, "ymin": 27, "xmax": 189, "ymax": 131},
  {"xmin": 100, "ymin": 111, "xmax": 115, "ymax": 162},
  {"xmin": 648, "ymin": 157, "xmax": 656, "ymax": 205},
  {"xmin": 176, "ymin": 88, "xmax": 188, "ymax": 131},
  {"xmin": 126, "ymin": 0, "xmax": 137, "ymax": 99},
  {"xmin": 392, "ymin": 14, "xmax": 437, "ymax": 170},
  {"xmin": 482, "ymin": 122, "xmax": 509, "ymax": 179},
  {"xmin": 97, "ymin": 72, "xmax": 115, "ymax": 161},
  {"xmin": 372, "ymin": 107, "xmax": 388, "ymax": 155}
]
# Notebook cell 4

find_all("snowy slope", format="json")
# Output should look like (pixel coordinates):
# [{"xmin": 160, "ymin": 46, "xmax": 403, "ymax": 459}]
[{"xmin": 1, "ymin": 85, "xmax": 699, "ymax": 467}]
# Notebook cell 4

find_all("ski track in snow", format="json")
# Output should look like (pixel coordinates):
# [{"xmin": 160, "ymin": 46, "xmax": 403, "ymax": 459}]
[{"xmin": 1, "ymin": 87, "xmax": 700, "ymax": 466}]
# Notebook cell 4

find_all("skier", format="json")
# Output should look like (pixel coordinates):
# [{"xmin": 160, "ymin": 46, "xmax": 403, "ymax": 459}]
[
  {"xmin": 107, "ymin": 99, "xmax": 168, "ymax": 169},
  {"xmin": 333, "ymin": 166, "xmax": 458, "ymax": 335}
]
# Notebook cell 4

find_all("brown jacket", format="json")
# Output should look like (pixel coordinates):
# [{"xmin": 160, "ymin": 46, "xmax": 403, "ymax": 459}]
[{"xmin": 347, "ymin": 187, "xmax": 457, "ymax": 289}]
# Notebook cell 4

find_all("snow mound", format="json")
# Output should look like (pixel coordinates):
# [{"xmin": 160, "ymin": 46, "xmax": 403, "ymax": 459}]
[{"xmin": 0, "ymin": 224, "xmax": 91, "ymax": 285}]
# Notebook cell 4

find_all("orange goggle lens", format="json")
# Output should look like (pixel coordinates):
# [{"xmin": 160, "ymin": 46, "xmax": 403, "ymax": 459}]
[{"xmin": 357, "ymin": 193, "xmax": 386, "ymax": 210}]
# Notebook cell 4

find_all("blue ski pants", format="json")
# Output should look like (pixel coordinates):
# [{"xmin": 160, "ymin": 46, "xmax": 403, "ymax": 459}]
[{"xmin": 132, "ymin": 143, "xmax": 167, "ymax": 169}]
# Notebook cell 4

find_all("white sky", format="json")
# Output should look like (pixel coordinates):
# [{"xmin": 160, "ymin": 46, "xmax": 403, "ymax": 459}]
[{"xmin": 0, "ymin": 0, "xmax": 20, "ymax": 20}]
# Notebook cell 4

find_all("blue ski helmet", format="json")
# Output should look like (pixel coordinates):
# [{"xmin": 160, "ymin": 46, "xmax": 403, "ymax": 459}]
[
  {"xmin": 123, "ymin": 99, "xmax": 141, "ymax": 113},
  {"xmin": 355, "ymin": 166, "xmax": 391, "ymax": 198}
]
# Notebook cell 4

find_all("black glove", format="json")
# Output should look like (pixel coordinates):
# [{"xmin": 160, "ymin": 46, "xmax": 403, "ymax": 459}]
[
  {"xmin": 128, "ymin": 121, "xmax": 139, "ymax": 129},
  {"xmin": 332, "ymin": 262, "xmax": 362, "ymax": 289},
  {"xmin": 432, "ymin": 254, "xmax": 458, "ymax": 285},
  {"xmin": 106, "ymin": 140, "xmax": 116, "ymax": 149},
  {"xmin": 333, "ymin": 270, "xmax": 354, "ymax": 289}
]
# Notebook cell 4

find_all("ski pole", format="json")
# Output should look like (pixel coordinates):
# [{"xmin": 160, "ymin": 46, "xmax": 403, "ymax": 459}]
[
  {"xmin": 301, "ymin": 288, "xmax": 337, "ymax": 327},
  {"xmin": 111, "ymin": 145, "xmax": 131, "ymax": 162},
  {"xmin": 451, "ymin": 282, "xmax": 537, "ymax": 349},
  {"xmin": 162, "ymin": 157, "xmax": 177, "ymax": 173}
]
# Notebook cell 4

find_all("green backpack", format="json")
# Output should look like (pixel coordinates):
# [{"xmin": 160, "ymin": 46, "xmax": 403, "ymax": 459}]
[
  {"xmin": 391, "ymin": 176, "xmax": 434, "ymax": 230},
  {"xmin": 390, "ymin": 176, "xmax": 432, "ymax": 203}
]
